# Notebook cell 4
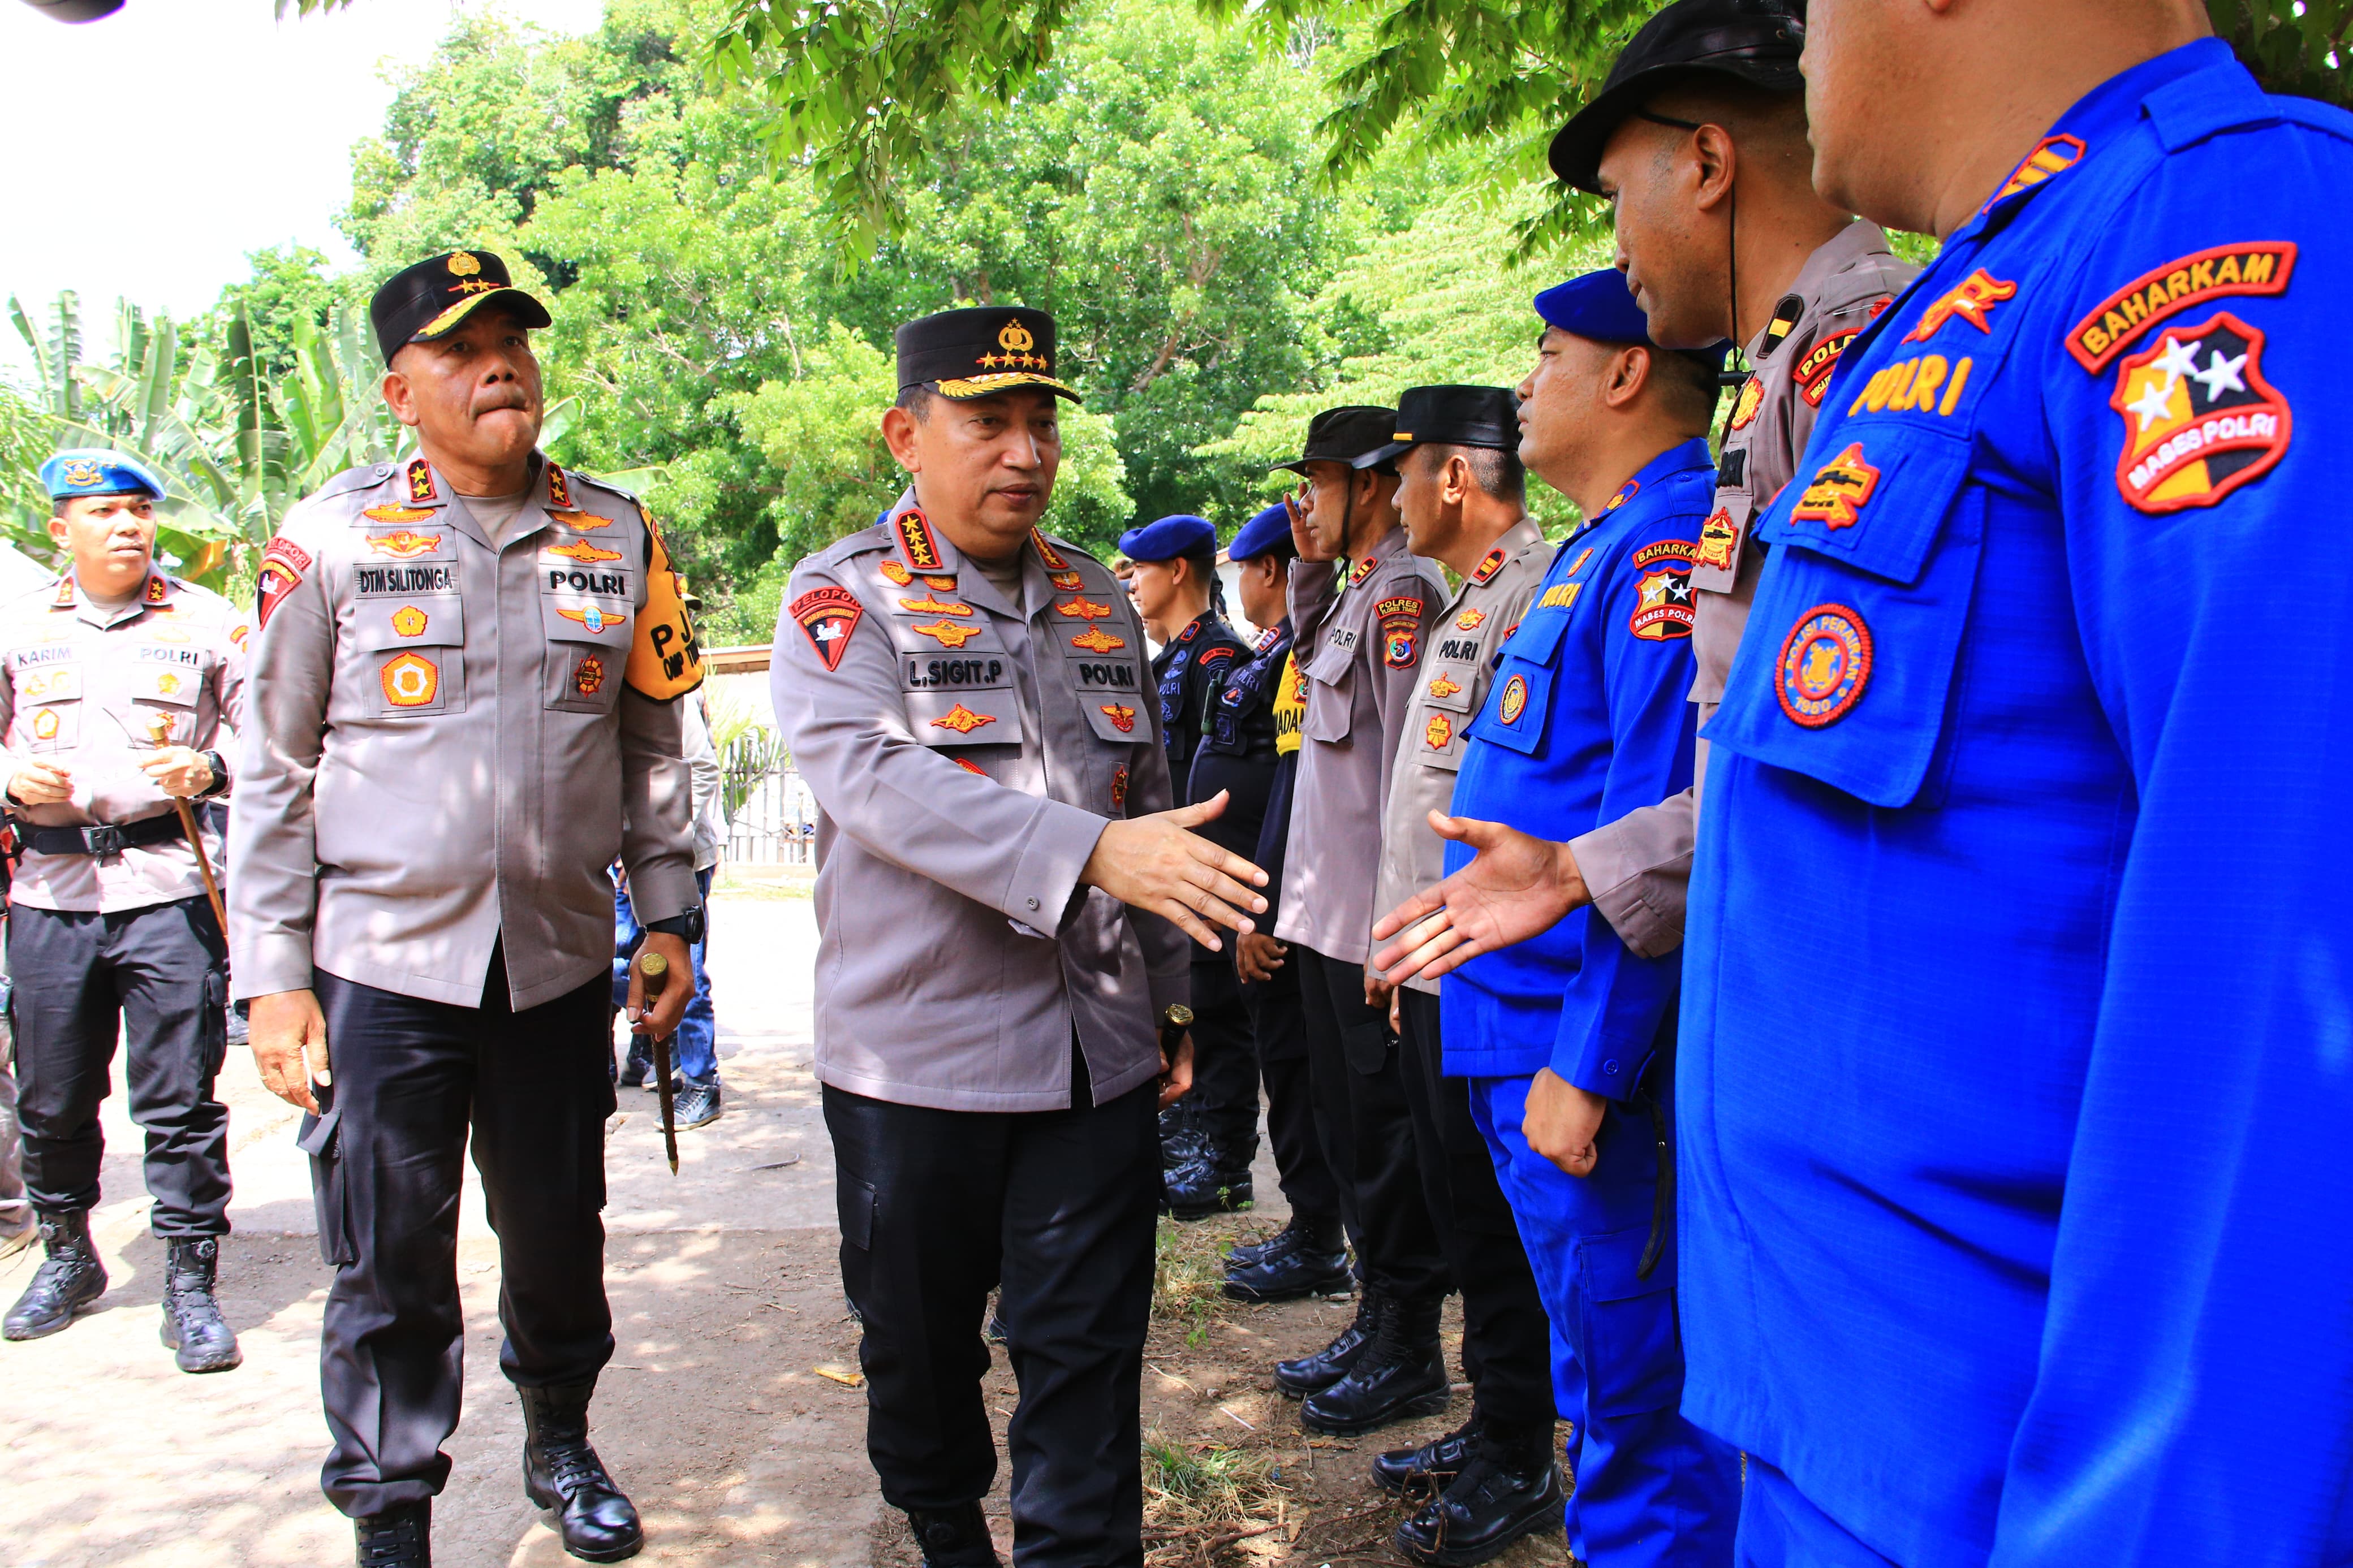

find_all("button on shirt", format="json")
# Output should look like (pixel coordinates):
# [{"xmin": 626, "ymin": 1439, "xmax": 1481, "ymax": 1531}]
[
  {"xmin": 0, "ymin": 571, "xmax": 244, "ymax": 913},
  {"xmin": 1680, "ymin": 42, "xmax": 2353, "ymax": 1566}
]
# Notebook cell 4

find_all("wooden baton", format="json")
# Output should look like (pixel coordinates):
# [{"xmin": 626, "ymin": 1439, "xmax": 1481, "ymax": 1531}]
[
  {"xmin": 635, "ymin": 949, "xmax": 681, "ymax": 1174},
  {"xmin": 146, "ymin": 712, "xmax": 227, "ymax": 935}
]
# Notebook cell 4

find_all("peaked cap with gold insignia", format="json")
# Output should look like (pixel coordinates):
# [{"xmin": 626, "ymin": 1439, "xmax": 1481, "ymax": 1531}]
[
  {"xmin": 896, "ymin": 306, "xmax": 1080, "ymax": 403},
  {"xmin": 369, "ymin": 250, "xmax": 554, "ymax": 363}
]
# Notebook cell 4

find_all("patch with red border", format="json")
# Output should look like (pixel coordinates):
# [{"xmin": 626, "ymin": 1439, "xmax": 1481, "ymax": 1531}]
[
  {"xmin": 1776, "ymin": 604, "xmax": 1872, "ymax": 728},
  {"xmin": 790, "ymin": 585, "xmax": 864, "ymax": 671},
  {"xmin": 2109, "ymin": 311, "xmax": 2289, "ymax": 514},
  {"xmin": 2066, "ymin": 243, "xmax": 2294, "ymax": 372}
]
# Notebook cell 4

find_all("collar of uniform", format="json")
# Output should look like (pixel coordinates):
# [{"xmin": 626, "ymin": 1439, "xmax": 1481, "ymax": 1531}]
[
  {"xmin": 1344, "ymin": 522, "xmax": 1410, "ymax": 586},
  {"xmin": 430, "ymin": 451, "xmax": 559, "ymax": 556},
  {"xmin": 1615, "ymin": 437, "xmax": 1717, "ymax": 509},
  {"xmin": 885, "ymin": 487, "xmax": 1044, "ymax": 621},
  {"xmin": 59, "ymin": 568, "xmax": 169, "ymax": 629},
  {"xmin": 1743, "ymin": 221, "xmax": 1899, "ymax": 362},
  {"xmin": 1448, "ymin": 516, "xmax": 1545, "ymax": 606}
]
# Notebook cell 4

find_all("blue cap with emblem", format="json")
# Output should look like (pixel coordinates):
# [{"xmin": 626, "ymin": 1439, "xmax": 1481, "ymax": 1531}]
[
  {"xmin": 1536, "ymin": 268, "xmax": 1731, "ymax": 372},
  {"xmin": 1227, "ymin": 503, "xmax": 1294, "ymax": 564},
  {"xmin": 40, "ymin": 448, "xmax": 166, "ymax": 502},
  {"xmin": 1118, "ymin": 514, "xmax": 1217, "ymax": 563}
]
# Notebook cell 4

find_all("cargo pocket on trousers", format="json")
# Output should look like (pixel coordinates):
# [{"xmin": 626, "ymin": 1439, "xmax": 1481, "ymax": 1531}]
[
  {"xmin": 1579, "ymin": 1221, "xmax": 1684, "ymax": 1418},
  {"xmin": 839, "ymin": 1175, "xmax": 877, "ymax": 1251},
  {"xmin": 298, "ymin": 1108, "xmax": 357, "ymax": 1267},
  {"xmin": 1342, "ymin": 1018, "xmax": 1390, "ymax": 1076},
  {"xmin": 200, "ymin": 970, "xmax": 229, "ymax": 1080}
]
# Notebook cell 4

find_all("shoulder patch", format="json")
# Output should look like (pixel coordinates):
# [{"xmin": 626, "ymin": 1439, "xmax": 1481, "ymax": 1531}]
[
  {"xmin": 2109, "ymin": 311, "xmax": 2289, "ymax": 513},
  {"xmin": 1376, "ymin": 595, "xmax": 1424, "ymax": 619},
  {"xmin": 791, "ymin": 585, "xmax": 864, "ymax": 672},
  {"xmin": 2066, "ymin": 243, "xmax": 2294, "ymax": 372},
  {"xmin": 1793, "ymin": 330, "xmax": 1861, "ymax": 407},
  {"xmin": 1628, "ymin": 544, "xmax": 1696, "ymax": 642},
  {"xmin": 256, "ymin": 535, "xmax": 312, "ymax": 630}
]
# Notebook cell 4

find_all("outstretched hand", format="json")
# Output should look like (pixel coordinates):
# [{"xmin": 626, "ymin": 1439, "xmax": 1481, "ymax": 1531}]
[
  {"xmin": 1083, "ymin": 791, "xmax": 1268, "ymax": 952},
  {"xmin": 1369, "ymin": 811, "xmax": 1589, "ymax": 985}
]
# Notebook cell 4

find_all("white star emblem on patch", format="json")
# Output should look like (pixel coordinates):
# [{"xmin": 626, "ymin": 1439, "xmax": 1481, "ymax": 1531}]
[
  {"xmin": 2148, "ymin": 334, "xmax": 2202, "ymax": 387},
  {"xmin": 2125, "ymin": 376, "xmax": 2179, "ymax": 433},
  {"xmin": 2189, "ymin": 349, "xmax": 2249, "ymax": 401}
]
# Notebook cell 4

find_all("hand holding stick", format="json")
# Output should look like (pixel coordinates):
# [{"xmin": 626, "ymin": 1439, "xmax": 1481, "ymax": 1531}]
[
  {"xmin": 635, "ymin": 949, "xmax": 680, "ymax": 1174},
  {"xmin": 146, "ymin": 712, "xmax": 227, "ymax": 934}
]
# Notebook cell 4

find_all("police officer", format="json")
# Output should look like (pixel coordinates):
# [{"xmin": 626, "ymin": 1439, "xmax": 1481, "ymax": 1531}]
[
  {"xmin": 0, "ymin": 450, "xmax": 243, "ymax": 1373},
  {"xmin": 231, "ymin": 250, "xmax": 703, "ymax": 1566},
  {"xmin": 1672, "ymin": 11, "xmax": 2353, "ymax": 1564},
  {"xmin": 1210, "ymin": 504, "xmax": 1351, "ymax": 1303},
  {"xmin": 1359, "ymin": 388, "xmax": 1562, "ymax": 1563},
  {"xmin": 1437, "ymin": 271, "xmax": 1736, "ymax": 1566},
  {"xmin": 1266, "ymin": 406, "xmax": 1450, "ymax": 1436},
  {"xmin": 1119, "ymin": 514, "xmax": 1256, "ymax": 1214},
  {"xmin": 770, "ymin": 306, "xmax": 1266, "ymax": 1568}
]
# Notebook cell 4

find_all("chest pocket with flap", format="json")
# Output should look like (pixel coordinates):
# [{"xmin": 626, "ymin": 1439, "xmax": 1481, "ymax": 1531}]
[{"xmin": 353, "ymin": 593, "xmax": 466, "ymax": 718}]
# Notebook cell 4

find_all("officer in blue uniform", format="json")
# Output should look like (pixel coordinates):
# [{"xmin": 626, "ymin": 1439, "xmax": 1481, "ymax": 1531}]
[
  {"xmin": 1442, "ymin": 271, "xmax": 1737, "ymax": 1566},
  {"xmin": 1678, "ymin": 8, "xmax": 2353, "ymax": 1566},
  {"xmin": 1119, "ymin": 514, "xmax": 1255, "ymax": 1215}
]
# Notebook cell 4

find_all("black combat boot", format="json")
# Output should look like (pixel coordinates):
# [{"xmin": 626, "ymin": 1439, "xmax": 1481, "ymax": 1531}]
[
  {"xmin": 1225, "ymin": 1213, "xmax": 1350, "ymax": 1303},
  {"xmin": 1393, "ymin": 1423, "xmax": 1565, "ymax": 1566},
  {"xmin": 520, "ymin": 1381, "xmax": 644, "ymax": 1562},
  {"xmin": 1163, "ymin": 1147, "xmax": 1253, "ymax": 1219},
  {"xmin": 1157, "ymin": 1105, "xmax": 1206, "ymax": 1172},
  {"xmin": 1225, "ymin": 1212, "xmax": 1317, "ymax": 1269},
  {"xmin": 906, "ymin": 1501, "xmax": 1002, "ymax": 1567},
  {"xmin": 1372, "ymin": 1413, "xmax": 1480, "ymax": 1495},
  {"xmin": 1302, "ymin": 1293, "xmax": 1451, "ymax": 1436},
  {"xmin": 2, "ymin": 1208, "xmax": 107, "ymax": 1341},
  {"xmin": 354, "ymin": 1499, "xmax": 431, "ymax": 1567},
  {"xmin": 1273, "ymin": 1286, "xmax": 1378, "ymax": 1398},
  {"xmin": 160, "ymin": 1236, "xmax": 242, "ymax": 1372}
]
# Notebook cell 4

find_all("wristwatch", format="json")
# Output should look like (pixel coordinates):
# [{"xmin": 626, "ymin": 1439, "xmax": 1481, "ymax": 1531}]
[
  {"xmin": 197, "ymin": 750, "xmax": 230, "ymax": 800},
  {"xmin": 645, "ymin": 905, "xmax": 707, "ymax": 945}
]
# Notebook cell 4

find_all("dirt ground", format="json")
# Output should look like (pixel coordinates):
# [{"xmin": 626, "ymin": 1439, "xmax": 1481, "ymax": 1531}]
[{"xmin": 0, "ymin": 884, "xmax": 1571, "ymax": 1567}]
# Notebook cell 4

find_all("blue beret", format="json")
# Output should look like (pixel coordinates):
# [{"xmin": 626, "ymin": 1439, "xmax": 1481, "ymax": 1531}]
[
  {"xmin": 1118, "ymin": 514, "xmax": 1216, "ymax": 563},
  {"xmin": 1227, "ymin": 503, "xmax": 1293, "ymax": 563},
  {"xmin": 41, "ymin": 448, "xmax": 165, "ymax": 502},
  {"xmin": 1533, "ymin": 268, "xmax": 1732, "ymax": 372}
]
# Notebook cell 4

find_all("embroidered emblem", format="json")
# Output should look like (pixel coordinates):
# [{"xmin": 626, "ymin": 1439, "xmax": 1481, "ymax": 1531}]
[
  {"xmin": 1348, "ymin": 556, "xmax": 1378, "ymax": 586},
  {"xmin": 1030, "ymin": 529, "xmax": 1071, "ymax": 570},
  {"xmin": 931, "ymin": 703, "xmax": 996, "ymax": 734},
  {"xmin": 2067, "ymin": 243, "xmax": 2295, "ymax": 372},
  {"xmin": 1903, "ymin": 270, "xmax": 2016, "ymax": 343},
  {"xmin": 1696, "ymin": 506, "xmax": 1739, "ymax": 571},
  {"xmin": 51, "ymin": 578, "xmax": 74, "ymax": 608},
  {"xmin": 1377, "ymin": 596, "xmax": 1424, "ymax": 620},
  {"xmin": 1470, "ymin": 548, "xmax": 1507, "ymax": 585},
  {"xmin": 2110, "ymin": 312, "xmax": 2290, "ymax": 514},
  {"xmin": 1110, "ymin": 763, "xmax": 1129, "ymax": 807},
  {"xmin": 574, "ymin": 655, "xmax": 606, "ymax": 696},
  {"xmin": 256, "ymin": 535, "xmax": 312, "ymax": 629},
  {"xmin": 1383, "ymin": 620, "xmax": 1420, "ymax": 669},
  {"xmin": 1605, "ymin": 480, "xmax": 1638, "ymax": 511},
  {"xmin": 1794, "ymin": 330, "xmax": 1860, "ymax": 408},
  {"xmin": 1777, "ymin": 604, "xmax": 1873, "ymax": 728},
  {"xmin": 59, "ymin": 459, "xmax": 102, "ymax": 489},
  {"xmin": 923, "ymin": 575, "xmax": 958, "ymax": 591},
  {"xmin": 391, "ymin": 606, "xmax": 429, "ymax": 638},
  {"xmin": 955, "ymin": 756, "xmax": 988, "ymax": 777},
  {"xmin": 1055, "ymin": 597, "xmax": 1114, "ymax": 621},
  {"xmin": 1729, "ymin": 377, "xmax": 1764, "ymax": 431},
  {"xmin": 893, "ymin": 509, "xmax": 946, "ymax": 573},
  {"xmin": 230, "ymin": 624, "xmax": 248, "ymax": 647},
  {"xmin": 912, "ymin": 619, "xmax": 983, "ymax": 649},
  {"xmin": 897, "ymin": 594, "xmax": 972, "ymax": 617},
  {"xmin": 1098, "ymin": 703, "xmax": 1137, "ymax": 733},
  {"xmin": 1179, "ymin": 621, "xmax": 1200, "ymax": 642},
  {"xmin": 1631, "ymin": 539, "xmax": 1693, "ymax": 567},
  {"xmin": 32, "ymin": 709, "xmax": 59, "ymax": 740},
  {"xmin": 546, "ymin": 463, "xmax": 573, "ymax": 511},
  {"xmin": 791, "ymin": 585, "xmax": 863, "ymax": 671},
  {"xmin": 1985, "ymin": 133, "xmax": 2085, "ymax": 209},
  {"xmin": 1790, "ymin": 443, "xmax": 1882, "ymax": 531},
  {"xmin": 366, "ymin": 530, "xmax": 443, "ymax": 559},
  {"xmin": 556, "ymin": 604, "xmax": 627, "ymax": 634},
  {"xmin": 449, "ymin": 251, "xmax": 482, "ymax": 277},
  {"xmin": 149, "ymin": 625, "xmax": 189, "ymax": 644},
  {"xmin": 1537, "ymin": 582, "xmax": 1584, "ymax": 610},
  {"xmin": 363, "ymin": 506, "xmax": 434, "ymax": 525},
  {"xmin": 1427, "ymin": 673, "xmax": 1463, "ymax": 699},
  {"xmin": 406, "ymin": 459, "xmax": 437, "ymax": 503},
  {"xmin": 381, "ymin": 651, "xmax": 440, "ymax": 709},
  {"xmin": 1629, "ymin": 559, "xmax": 1697, "ymax": 642},
  {"xmin": 1497, "ymin": 674, "xmax": 1528, "ymax": 725},
  {"xmin": 152, "ymin": 672, "xmax": 182, "ymax": 699},
  {"xmin": 1845, "ymin": 354, "xmax": 1973, "ymax": 420},
  {"xmin": 1566, "ymin": 547, "xmax": 1596, "ymax": 578},
  {"xmin": 1070, "ymin": 627, "xmax": 1128, "ymax": 653},
  {"xmin": 548, "ymin": 509, "xmax": 613, "ymax": 530},
  {"xmin": 1049, "ymin": 569, "xmax": 1084, "ymax": 591},
  {"xmin": 879, "ymin": 560, "xmax": 913, "ymax": 586},
  {"xmin": 1455, "ymin": 607, "xmax": 1486, "ymax": 632},
  {"xmin": 144, "ymin": 575, "xmax": 169, "ymax": 605},
  {"xmin": 1424, "ymin": 713, "xmax": 1453, "ymax": 750},
  {"xmin": 546, "ymin": 538, "xmax": 623, "ymax": 565}
]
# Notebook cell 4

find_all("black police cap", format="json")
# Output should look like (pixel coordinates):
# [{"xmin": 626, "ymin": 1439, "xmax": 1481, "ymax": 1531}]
[
  {"xmin": 369, "ymin": 250, "xmax": 553, "ymax": 364},
  {"xmin": 1269, "ymin": 405, "xmax": 1402, "ymax": 474},
  {"xmin": 897, "ymin": 306, "xmax": 1080, "ymax": 403},
  {"xmin": 1549, "ymin": 0, "xmax": 1806, "ymax": 195},
  {"xmin": 1364, "ymin": 385, "xmax": 1519, "ymax": 467}
]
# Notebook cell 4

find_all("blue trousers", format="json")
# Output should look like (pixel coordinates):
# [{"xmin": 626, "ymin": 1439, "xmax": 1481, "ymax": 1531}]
[
  {"xmin": 1735, "ymin": 1457, "xmax": 1894, "ymax": 1567},
  {"xmin": 1468, "ymin": 1073, "xmax": 1739, "ymax": 1567},
  {"xmin": 610, "ymin": 867, "xmax": 718, "ymax": 1084}
]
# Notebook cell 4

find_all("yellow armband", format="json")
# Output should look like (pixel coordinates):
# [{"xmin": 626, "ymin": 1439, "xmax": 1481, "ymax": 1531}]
[{"xmin": 626, "ymin": 515, "xmax": 705, "ymax": 699}]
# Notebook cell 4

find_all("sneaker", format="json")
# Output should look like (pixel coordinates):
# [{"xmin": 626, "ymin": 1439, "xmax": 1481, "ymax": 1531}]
[{"xmin": 672, "ymin": 1079, "xmax": 722, "ymax": 1130}]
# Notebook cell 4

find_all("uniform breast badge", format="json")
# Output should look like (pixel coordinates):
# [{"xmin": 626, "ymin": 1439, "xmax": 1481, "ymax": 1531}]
[
  {"xmin": 1775, "ymin": 604, "xmax": 1873, "ymax": 728},
  {"xmin": 1791, "ymin": 444, "xmax": 1882, "ymax": 531},
  {"xmin": 1424, "ymin": 714, "xmax": 1453, "ymax": 750},
  {"xmin": 930, "ymin": 703, "xmax": 996, "ymax": 734},
  {"xmin": 1098, "ymin": 703, "xmax": 1137, "ymax": 733},
  {"xmin": 791, "ymin": 586, "xmax": 863, "ymax": 671},
  {"xmin": 382, "ymin": 652, "xmax": 440, "ymax": 709},
  {"xmin": 1497, "ymin": 674, "xmax": 1528, "ymax": 727}
]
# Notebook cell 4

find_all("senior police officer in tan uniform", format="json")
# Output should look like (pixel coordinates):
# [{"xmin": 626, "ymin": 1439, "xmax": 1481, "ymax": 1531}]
[
  {"xmin": 770, "ymin": 306, "xmax": 1266, "ymax": 1568},
  {"xmin": 0, "ymin": 449, "xmax": 245, "ymax": 1373},
  {"xmin": 1265, "ymin": 406, "xmax": 1451, "ymax": 1437},
  {"xmin": 231, "ymin": 250, "xmax": 703, "ymax": 1568}
]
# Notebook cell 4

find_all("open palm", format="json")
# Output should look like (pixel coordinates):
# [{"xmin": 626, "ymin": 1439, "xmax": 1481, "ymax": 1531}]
[{"xmin": 1371, "ymin": 812, "xmax": 1589, "ymax": 985}]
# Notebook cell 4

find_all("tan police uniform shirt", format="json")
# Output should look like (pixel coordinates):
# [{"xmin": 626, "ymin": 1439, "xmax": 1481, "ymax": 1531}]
[
  {"xmin": 1570, "ymin": 221, "xmax": 1917, "ymax": 958},
  {"xmin": 770, "ymin": 492, "xmax": 1189, "ymax": 1115},
  {"xmin": 229, "ymin": 453, "xmax": 703, "ymax": 1010},
  {"xmin": 1276, "ymin": 525, "xmax": 1448, "ymax": 966},
  {"xmin": 0, "ymin": 570, "xmax": 244, "ymax": 914},
  {"xmin": 1373, "ymin": 518, "xmax": 1549, "ymax": 994}
]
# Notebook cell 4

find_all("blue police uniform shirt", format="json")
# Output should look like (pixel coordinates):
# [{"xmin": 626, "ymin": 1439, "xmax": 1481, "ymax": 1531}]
[
  {"xmin": 1682, "ymin": 40, "xmax": 2353, "ymax": 1568},
  {"xmin": 1441, "ymin": 438, "xmax": 1709, "ymax": 1088}
]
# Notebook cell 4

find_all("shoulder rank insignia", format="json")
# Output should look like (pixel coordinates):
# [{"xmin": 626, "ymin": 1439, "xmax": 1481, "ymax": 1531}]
[
  {"xmin": 367, "ymin": 530, "xmax": 443, "ymax": 559},
  {"xmin": 1470, "ymin": 547, "xmax": 1507, "ymax": 585},
  {"xmin": 893, "ymin": 508, "xmax": 946, "ymax": 574},
  {"xmin": 549, "ymin": 509, "xmax": 614, "ymax": 530},
  {"xmin": 1605, "ymin": 479, "xmax": 1639, "ymax": 511},
  {"xmin": 547, "ymin": 539, "xmax": 624, "ymax": 565},
  {"xmin": 1778, "ymin": 603, "xmax": 1873, "ymax": 727},
  {"xmin": 144, "ymin": 574, "xmax": 169, "ymax": 605},
  {"xmin": 1984, "ymin": 133, "xmax": 2085, "ymax": 210},
  {"xmin": 1348, "ymin": 556, "xmax": 1378, "ymax": 587},
  {"xmin": 880, "ymin": 560, "xmax": 913, "ymax": 585},
  {"xmin": 2067, "ymin": 243, "xmax": 2295, "ymax": 373},
  {"xmin": 1031, "ymin": 529, "xmax": 1072, "ymax": 571},
  {"xmin": 1049, "ymin": 569, "xmax": 1084, "ymax": 591},
  {"xmin": 791, "ymin": 585, "xmax": 864, "ymax": 672},
  {"xmin": 898, "ymin": 594, "xmax": 972, "ymax": 617},
  {"xmin": 1566, "ymin": 546, "xmax": 1596, "ymax": 578},
  {"xmin": 546, "ymin": 463, "xmax": 574, "ymax": 511},
  {"xmin": 1903, "ymin": 269, "xmax": 2017, "ymax": 343},
  {"xmin": 1055, "ymin": 597, "xmax": 1113, "ymax": 621},
  {"xmin": 558, "ymin": 604, "xmax": 628, "ymax": 634},
  {"xmin": 1791, "ymin": 444, "xmax": 1881, "ymax": 531},
  {"xmin": 1098, "ymin": 703, "xmax": 1137, "ymax": 733},
  {"xmin": 931, "ymin": 703, "xmax": 997, "ymax": 734},
  {"xmin": 2110, "ymin": 312, "xmax": 2289, "ymax": 513},
  {"xmin": 1071, "ymin": 627, "xmax": 1127, "ymax": 653},
  {"xmin": 912, "ymin": 619, "xmax": 983, "ymax": 648},
  {"xmin": 364, "ymin": 505, "xmax": 434, "ymax": 525},
  {"xmin": 406, "ymin": 459, "xmax": 437, "ymax": 503},
  {"xmin": 1758, "ymin": 293, "xmax": 1804, "ymax": 358}
]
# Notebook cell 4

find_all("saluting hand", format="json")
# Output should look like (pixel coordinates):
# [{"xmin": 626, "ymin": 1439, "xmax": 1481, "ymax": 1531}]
[
  {"xmin": 1081, "ymin": 790, "xmax": 1268, "ymax": 952},
  {"xmin": 1369, "ymin": 811, "xmax": 1589, "ymax": 986},
  {"xmin": 250, "ymin": 988, "xmax": 331, "ymax": 1115}
]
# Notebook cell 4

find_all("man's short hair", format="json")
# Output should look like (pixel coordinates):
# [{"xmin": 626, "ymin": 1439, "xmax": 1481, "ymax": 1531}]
[
  {"xmin": 894, "ymin": 382, "xmax": 938, "ymax": 421},
  {"xmin": 1420, "ymin": 442, "xmax": 1525, "ymax": 504},
  {"xmin": 1643, "ymin": 346, "xmax": 1725, "ymax": 426}
]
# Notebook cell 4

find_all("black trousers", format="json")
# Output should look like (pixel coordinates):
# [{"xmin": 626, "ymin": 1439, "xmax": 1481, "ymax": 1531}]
[
  {"xmin": 1183, "ymin": 957, "xmax": 1260, "ymax": 1158},
  {"xmin": 826, "ymin": 1076, "xmax": 1159, "ymax": 1568},
  {"xmin": 1241, "ymin": 954, "xmax": 1342, "ymax": 1225},
  {"xmin": 1395, "ymin": 988, "xmax": 1555, "ymax": 1428},
  {"xmin": 1294, "ymin": 946, "xmax": 1448, "ymax": 1303},
  {"xmin": 305, "ymin": 957, "xmax": 616, "ymax": 1518},
  {"xmin": 9, "ymin": 896, "xmax": 230, "ymax": 1236}
]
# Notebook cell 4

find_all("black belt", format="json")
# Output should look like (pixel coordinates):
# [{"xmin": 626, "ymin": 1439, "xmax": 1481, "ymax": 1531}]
[{"xmin": 18, "ymin": 814, "xmax": 186, "ymax": 857}]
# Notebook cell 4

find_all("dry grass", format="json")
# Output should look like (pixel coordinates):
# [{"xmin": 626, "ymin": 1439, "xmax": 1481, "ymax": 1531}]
[{"xmin": 1143, "ymin": 1429, "xmax": 1294, "ymax": 1565}]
